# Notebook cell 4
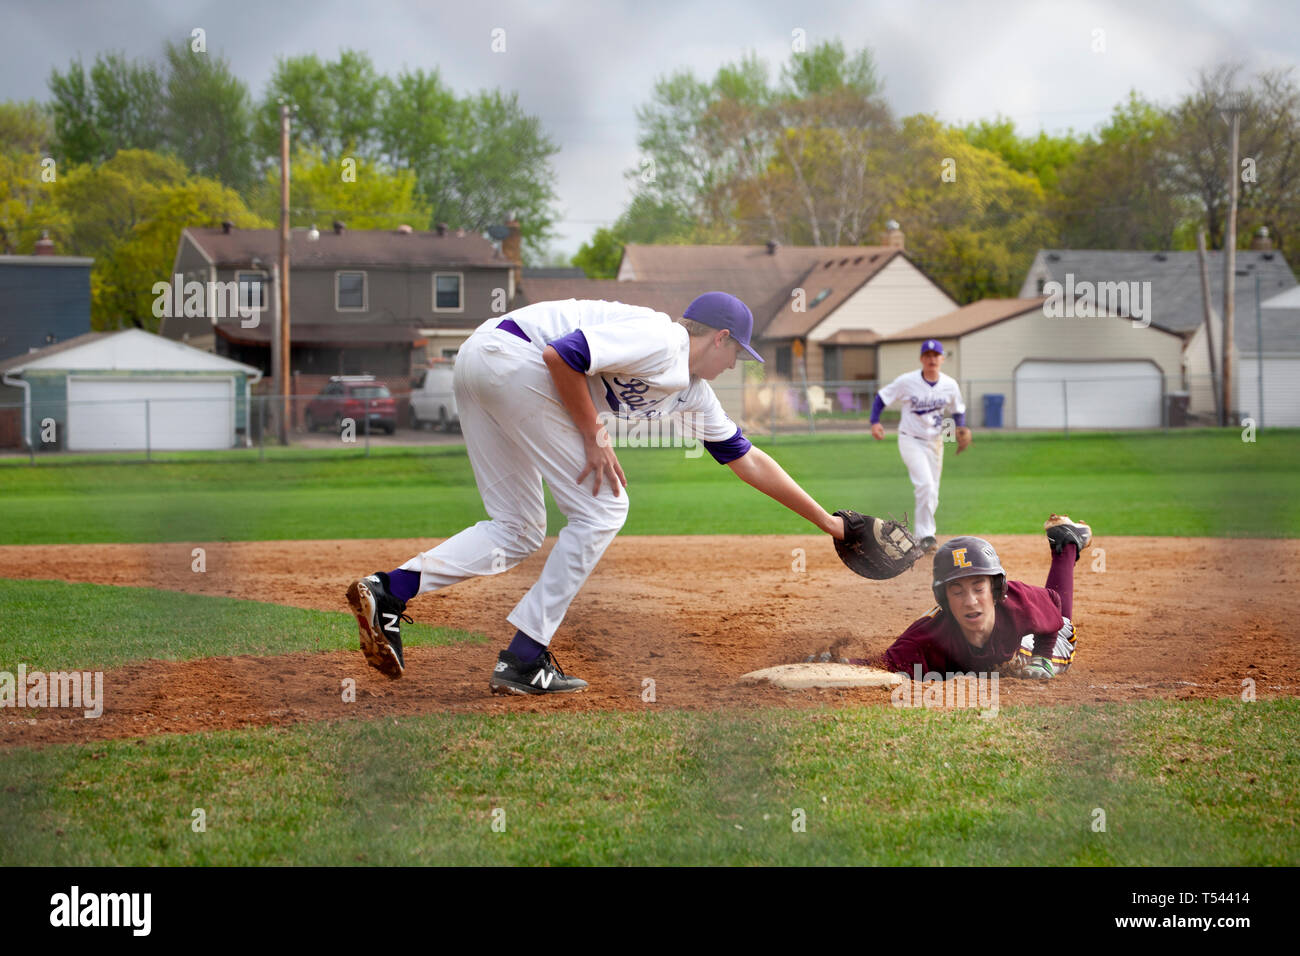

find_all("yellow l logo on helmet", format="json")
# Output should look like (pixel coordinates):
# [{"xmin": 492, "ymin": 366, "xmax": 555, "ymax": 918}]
[{"xmin": 952, "ymin": 547, "xmax": 971, "ymax": 568}]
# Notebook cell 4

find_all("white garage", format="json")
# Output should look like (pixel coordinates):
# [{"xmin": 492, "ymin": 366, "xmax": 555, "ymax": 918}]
[
  {"xmin": 66, "ymin": 376, "xmax": 236, "ymax": 451},
  {"xmin": 0, "ymin": 328, "xmax": 261, "ymax": 452},
  {"xmin": 1015, "ymin": 360, "xmax": 1164, "ymax": 429}
]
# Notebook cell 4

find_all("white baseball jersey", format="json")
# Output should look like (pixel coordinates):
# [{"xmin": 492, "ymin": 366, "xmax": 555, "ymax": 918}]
[
  {"xmin": 476, "ymin": 299, "xmax": 739, "ymax": 442},
  {"xmin": 399, "ymin": 300, "xmax": 746, "ymax": 646},
  {"xmin": 877, "ymin": 370, "xmax": 965, "ymax": 441}
]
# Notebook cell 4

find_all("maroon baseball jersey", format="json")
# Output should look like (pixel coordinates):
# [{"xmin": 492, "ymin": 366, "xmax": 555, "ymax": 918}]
[{"xmin": 881, "ymin": 580, "xmax": 1065, "ymax": 675}]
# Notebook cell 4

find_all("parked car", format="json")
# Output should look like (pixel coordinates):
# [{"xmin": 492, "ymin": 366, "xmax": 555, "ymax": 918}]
[
  {"xmin": 409, "ymin": 363, "xmax": 459, "ymax": 431},
  {"xmin": 304, "ymin": 376, "xmax": 396, "ymax": 434}
]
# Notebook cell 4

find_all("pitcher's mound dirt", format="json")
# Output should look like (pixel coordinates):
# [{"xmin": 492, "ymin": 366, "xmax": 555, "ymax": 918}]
[{"xmin": 1, "ymin": 534, "xmax": 1297, "ymax": 748}]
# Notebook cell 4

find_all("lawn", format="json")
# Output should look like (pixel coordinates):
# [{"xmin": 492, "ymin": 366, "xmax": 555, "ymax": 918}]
[
  {"xmin": 1, "ymin": 699, "xmax": 1294, "ymax": 866},
  {"xmin": 0, "ymin": 579, "xmax": 483, "ymax": 672},
  {"xmin": 0, "ymin": 429, "xmax": 1296, "ymax": 543}
]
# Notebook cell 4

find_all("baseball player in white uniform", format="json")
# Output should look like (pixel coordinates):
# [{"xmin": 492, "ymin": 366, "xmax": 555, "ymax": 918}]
[
  {"xmin": 347, "ymin": 292, "xmax": 852, "ymax": 694},
  {"xmin": 870, "ymin": 339, "xmax": 970, "ymax": 552}
]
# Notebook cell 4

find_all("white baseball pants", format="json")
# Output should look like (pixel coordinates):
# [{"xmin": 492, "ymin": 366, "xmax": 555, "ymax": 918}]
[
  {"xmin": 398, "ymin": 327, "xmax": 629, "ymax": 644},
  {"xmin": 898, "ymin": 434, "xmax": 944, "ymax": 540}
]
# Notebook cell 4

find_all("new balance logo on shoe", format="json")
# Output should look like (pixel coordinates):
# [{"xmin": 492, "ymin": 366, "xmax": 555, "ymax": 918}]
[
  {"xmin": 531, "ymin": 669, "xmax": 554, "ymax": 689},
  {"xmin": 494, "ymin": 661, "xmax": 507, "ymax": 672},
  {"xmin": 382, "ymin": 612, "xmax": 400, "ymax": 634}
]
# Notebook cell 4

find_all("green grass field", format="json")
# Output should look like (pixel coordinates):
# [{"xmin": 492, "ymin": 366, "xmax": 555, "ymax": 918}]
[
  {"xmin": 1, "ymin": 429, "xmax": 1297, "ymax": 543},
  {"xmin": 0, "ymin": 579, "xmax": 483, "ymax": 672},
  {"xmin": 0, "ymin": 429, "xmax": 1296, "ymax": 866},
  {"xmin": 1, "ymin": 701, "xmax": 1293, "ymax": 865}
]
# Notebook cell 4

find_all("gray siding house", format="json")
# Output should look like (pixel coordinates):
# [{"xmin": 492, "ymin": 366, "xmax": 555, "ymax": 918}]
[{"xmin": 161, "ymin": 223, "xmax": 520, "ymax": 386}]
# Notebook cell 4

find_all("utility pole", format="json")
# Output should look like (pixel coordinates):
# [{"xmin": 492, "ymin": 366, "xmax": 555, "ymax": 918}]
[
  {"xmin": 1196, "ymin": 230, "xmax": 1222, "ymax": 425},
  {"xmin": 278, "ymin": 100, "xmax": 293, "ymax": 445},
  {"xmin": 1220, "ymin": 93, "xmax": 1244, "ymax": 426}
]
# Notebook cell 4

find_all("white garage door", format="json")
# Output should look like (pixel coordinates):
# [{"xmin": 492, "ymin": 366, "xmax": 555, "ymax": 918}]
[
  {"xmin": 1237, "ymin": 358, "xmax": 1300, "ymax": 426},
  {"xmin": 66, "ymin": 377, "xmax": 235, "ymax": 451},
  {"xmin": 1015, "ymin": 361, "xmax": 1163, "ymax": 429}
]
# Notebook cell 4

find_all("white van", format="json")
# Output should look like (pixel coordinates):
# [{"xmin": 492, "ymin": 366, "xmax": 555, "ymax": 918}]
[{"xmin": 409, "ymin": 364, "xmax": 459, "ymax": 431}]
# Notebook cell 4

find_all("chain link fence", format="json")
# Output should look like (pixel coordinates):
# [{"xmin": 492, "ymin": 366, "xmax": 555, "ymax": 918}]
[{"xmin": 0, "ymin": 372, "xmax": 1290, "ymax": 463}]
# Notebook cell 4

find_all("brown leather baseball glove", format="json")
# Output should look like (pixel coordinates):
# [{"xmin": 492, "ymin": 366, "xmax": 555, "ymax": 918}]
[
  {"xmin": 832, "ymin": 511, "xmax": 926, "ymax": 580},
  {"xmin": 956, "ymin": 427, "xmax": 973, "ymax": 454}
]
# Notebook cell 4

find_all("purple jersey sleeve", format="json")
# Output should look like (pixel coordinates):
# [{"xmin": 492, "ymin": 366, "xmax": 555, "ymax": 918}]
[
  {"xmin": 954, "ymin": 412, "xmax": 966, "ymax": 427},
  {"xmin": 870, "ymin": 394, "xmax": 885, "ymax": 424},
  {"xmin": 703, "ymin": 427, "xmax": 752, "ymax": 465},
  {"xmin": 549, "ymin": 329, "xmax": 591, "ymax": 372}
]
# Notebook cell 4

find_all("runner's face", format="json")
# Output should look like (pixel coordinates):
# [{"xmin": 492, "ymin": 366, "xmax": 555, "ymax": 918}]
[{"xmin": 946, "ymin": 575, "xmax": 996, "ymax": 644}]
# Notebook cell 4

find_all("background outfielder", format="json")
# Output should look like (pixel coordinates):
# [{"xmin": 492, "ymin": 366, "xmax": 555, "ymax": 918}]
[
  {"xmin": 866, "ymin": 515, "xmax": 1092, "ymax": 679},
  {"xmin": 346, "ymin": 292, "xmax": 880, "ymax": 695},
  {"xmin": 870, "ymin": 338, "xmax": 970, "ymax": 551}
]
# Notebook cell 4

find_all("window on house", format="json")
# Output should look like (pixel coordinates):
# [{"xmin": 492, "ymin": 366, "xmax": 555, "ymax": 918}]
[
  {"xmin": 823, "ymin": 346, "xmax": 841, "ymax": 383},
  {"xmin": 236, "ymin": 271, "xmax": 267, "ymax": 313},
  {"xmin": 337, "ymin": 272, "xmax": 367, "ymax": 310},
  {"xmin": 776, "ymin": 345, "xmax": 792, "ymax": 378},
  {"xmin": 434, "ymin": 273, "xmax": 462, "ymax": 311}
]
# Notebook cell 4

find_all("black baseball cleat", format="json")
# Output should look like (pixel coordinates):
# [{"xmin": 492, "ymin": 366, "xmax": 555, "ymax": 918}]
[
  {"xmin": 920, "ymin": 536, "xmax": 938, "ymax": 553},
  {"xmin": 346, "ymin": 571, "xmax": 412, "ymax": 678},
  {"xmin": 489, "ymin": 649, "xmax": 588, "ymax": 695},
  {"xmin": 1044, "ymin": 515, "xmax": 1092, "ymax": 562}
]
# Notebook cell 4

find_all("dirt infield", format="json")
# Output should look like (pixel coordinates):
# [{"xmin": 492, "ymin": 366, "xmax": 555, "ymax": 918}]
[{"xmin": 1, "ymin": 534, "xmax": 1298, "ymax": 747}]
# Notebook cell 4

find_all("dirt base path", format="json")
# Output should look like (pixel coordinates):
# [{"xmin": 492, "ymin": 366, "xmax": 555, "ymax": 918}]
[{"xmin": 1, "ymin": 534, "xmax": 1297, "ymax": 747}]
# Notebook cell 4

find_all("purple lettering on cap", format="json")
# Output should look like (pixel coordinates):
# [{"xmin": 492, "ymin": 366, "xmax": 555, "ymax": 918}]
[{"xmin": 683, "ymin": 292, "xmax": 764, "ymax": 362}]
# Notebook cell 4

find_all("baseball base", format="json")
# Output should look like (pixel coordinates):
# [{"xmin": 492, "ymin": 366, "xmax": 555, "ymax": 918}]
[{"xmin": 741, "ymin": 663, "xmax": 902, "ymax": 690}]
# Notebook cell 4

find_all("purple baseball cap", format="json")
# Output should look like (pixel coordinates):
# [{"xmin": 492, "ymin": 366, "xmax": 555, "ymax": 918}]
[
  {"xmin": 921, "ymin": 338, "xmax": 944, "ymax": 355},
  {"xmin": 683, "ymin": 292, "xmax": 764, "ymax": 362}
]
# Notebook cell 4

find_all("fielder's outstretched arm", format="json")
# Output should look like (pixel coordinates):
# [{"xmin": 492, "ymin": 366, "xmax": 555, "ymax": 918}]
[{"xmin": 727, "ymin": 447, "xmax": 845, "ymax": 540}]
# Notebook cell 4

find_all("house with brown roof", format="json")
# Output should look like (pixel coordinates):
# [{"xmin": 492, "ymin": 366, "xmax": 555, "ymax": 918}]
[
  {"xmin": 616, "ymin": 229, "xmax": 958, "ymax": 388},
  {"xmin": 162, "ymin": 222, "xmax": 521, "ymax": 389}
]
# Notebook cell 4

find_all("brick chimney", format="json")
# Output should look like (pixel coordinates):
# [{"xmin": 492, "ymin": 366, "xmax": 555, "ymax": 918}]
[
  {"xmin": 34, "ymin": 229, "xmax": 55, "ymax": 255},
  {"xmin": 332, "ymin": 220, "xmax": 345, "ymax": 235},
  {"xmin": 882, "ymin": 219, "xmax": 904, "ymax": 249},
  {"xmin": 1251, "ymin": 226, "xmax": 1274, "ymax": 251},
  {"xmin": 435, "ymin": 222, "xmax": 449, "ymax": 237},
  {"xmin": 502, "ymin": 219, "xmax": 522, "ymax": 283},
  {"xmin": 766, "ymin": 239, "xmax": 780, "ymax": 255}
]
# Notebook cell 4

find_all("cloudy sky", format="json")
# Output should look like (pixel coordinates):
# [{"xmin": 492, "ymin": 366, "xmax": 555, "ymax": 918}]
[{"xmin": 4, "ymin": 0, "xmax": 1298, "ymax": 257}]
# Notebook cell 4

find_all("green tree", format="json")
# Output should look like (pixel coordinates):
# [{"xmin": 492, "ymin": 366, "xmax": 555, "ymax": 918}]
[
  {"xmin": 893, "ymin": 115, "xmax": 1056, "ymax": 301},
  {"xmin": 0, "ymin": 100, "xmax": 53, "ymax": 155},
  {"xmin": 571, "ymin": 227, "xmax": 624, "ymax": 278},
  {"xmin": 959, "ymin": 116, "xmax": 1082, "ymax": 191},
  {"xmin": 256, "ymin": 50, "xmax": 390, "ymax": 162},
  {"xmin": 1053, "ymin": 92, "xmax": 1189, "ymax": 249},
  {"xmin": 47, "ymin": 52, "xmax": 164, "ymax": 165},
  {"xmin": 252, "ymin": 148, "xmax": 430, "ymax": 230},
  {"xmin": 34, "ymin": 149, "xmax": 265, "ymax": 329},
  {"xmin": 162, "ymin": 41, "xmax": 255, "ymax": 192},
  {"xmin": 426, "ymin": 90, "xmax": 559, "ymax": 256},
  {"xmin": 628, "ymin": 41, "xmax": 896, "ymax": 246},
  {"xmin": 0, "ymin": 101, "xmax": 55, "ymax": 253}
]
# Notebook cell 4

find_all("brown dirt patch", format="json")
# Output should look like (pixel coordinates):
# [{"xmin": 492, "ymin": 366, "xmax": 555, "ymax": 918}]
[{"xmin": 1, "ymin": 534, "xmax": 1297, "ymax": 748}]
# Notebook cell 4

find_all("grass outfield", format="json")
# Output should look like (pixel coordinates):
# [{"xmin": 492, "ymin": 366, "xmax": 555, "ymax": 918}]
[
  {"xmin": 0, "ymin": 580, "xmax": 483, "ymax": 672},
  {"xmin": 0, "ymin": 700, "xmax": 1294, "ymax": 865},
  {"xmin": 0, "ymin": 429, "xmax": 1297, "ymax": 544}
]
